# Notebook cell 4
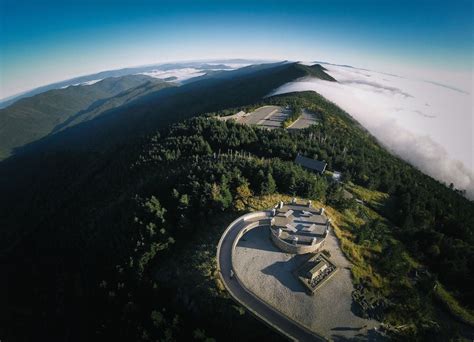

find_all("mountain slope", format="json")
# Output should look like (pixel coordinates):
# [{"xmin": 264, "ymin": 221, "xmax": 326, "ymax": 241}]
[
  {"xmin": 296, "ymin": 63, "xmax": 337, "ymax": 81},
  {"xmin": 0, "ymin": 75, "xmax": 172, "ymax": 159},
  {"xmin": 51, "ymin": 80, "xmax": 175, "ymax": 133}
]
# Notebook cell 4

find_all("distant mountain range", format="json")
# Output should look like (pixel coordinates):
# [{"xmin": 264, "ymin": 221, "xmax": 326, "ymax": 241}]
[
  {"xmin": 0, "ymin": 75, "xmax": 173, "ymax": 159},
  {"xmin": 0, "ymin": 59, "xmax": 268, "ymax": 108}
]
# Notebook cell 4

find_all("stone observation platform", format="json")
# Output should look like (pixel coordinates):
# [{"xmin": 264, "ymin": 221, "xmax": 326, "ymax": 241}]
[
  {"xmin": 270, "ymin": 199, "xmax": 330, "ymax": 254},
  {"xmin": 216, "ymin": 210, "xmax": 326, "ymax": 341},
  {"xmin": 217, "ymin": 202, "xmax": 380, "ymax": 340}
]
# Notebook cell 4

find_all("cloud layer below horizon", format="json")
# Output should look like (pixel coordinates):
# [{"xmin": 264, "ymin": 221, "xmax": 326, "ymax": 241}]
[
  {"xmin": 271, "ymin": 65, "xmax": 474, "ymax": 198},
  {"xmin": 139, "ymin": 64, "xmax": 249, "ymax": 82}
]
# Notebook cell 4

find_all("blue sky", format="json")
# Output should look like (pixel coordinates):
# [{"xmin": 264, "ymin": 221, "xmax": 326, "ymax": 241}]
[{"xmin": 0, "ymin": 0, "xmax": 472, "ymax": 98}]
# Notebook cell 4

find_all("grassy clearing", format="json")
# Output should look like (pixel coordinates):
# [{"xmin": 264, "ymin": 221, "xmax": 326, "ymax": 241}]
[
  {"xmin": 246, "ymin": 193, "xmax": 292, "ymax": 211},
  {"xmin": 343, "ymin": 186, "xmax": 474, "ymax": 328},
  {"xmin": 347, "ymin": 183, "xmax": 388, "ymax": 210},
  {"xmin": 311, "ymin": 198, "xmax": 386, "ymax": 290},
  {"xmin": 434, "ymin": 283, "xmax": 474, "ymax": 327}
]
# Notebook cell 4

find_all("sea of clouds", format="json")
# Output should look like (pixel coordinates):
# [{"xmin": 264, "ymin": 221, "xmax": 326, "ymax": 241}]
[
  {"xmin": 271, "ymin": 64, "xmax": 474, "ymax": 199},
  {"xmin": 141, "ymin": 67, "xmax": 207, "ymax": 81},
  {"xmin": 140, "ymin": 63, "xmax": 249, "ymax": 82},
  {"xmin": 61, "ymin": 79, "xmax": 103, "ymax": 88}
]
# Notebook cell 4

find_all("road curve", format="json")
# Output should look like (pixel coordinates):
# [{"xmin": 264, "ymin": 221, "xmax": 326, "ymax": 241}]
[{"xmin": 216, "ymin": 211, "xmax": 326, "ymax": 342}]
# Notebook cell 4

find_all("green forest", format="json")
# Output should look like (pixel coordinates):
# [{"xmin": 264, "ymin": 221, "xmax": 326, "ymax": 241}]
[{"xmin": 1, "ymin": 88, "xmax": 473, "ymax": 341}]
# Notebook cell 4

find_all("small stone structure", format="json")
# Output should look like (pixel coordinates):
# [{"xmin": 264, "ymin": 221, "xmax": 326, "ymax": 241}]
[
  {"xmin": 295, "ymin": 253, "xmax": 337, "ymax": 294},
  {"xmin": 332, "ymin": 171, "xmax": 342, "ymax": 182},
  {"xmin": 270, "ymin": 199, "xmax": 330, "ymax": 254}
]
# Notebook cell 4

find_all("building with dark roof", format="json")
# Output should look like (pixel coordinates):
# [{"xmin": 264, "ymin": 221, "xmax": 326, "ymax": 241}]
[{"xmin": 294, "ymin": 154, "xmax": 327, "ymax": 174}]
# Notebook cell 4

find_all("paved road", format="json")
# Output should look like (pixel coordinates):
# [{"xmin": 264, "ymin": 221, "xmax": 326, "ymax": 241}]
[
  {"xmin": 217, "ymin": 212, "xmax": 326, "ymax": 341},
  {"xmin": 257, "ymin": 108, "xmax": 291, "ymax": 129},
  {"xmin": 243, "ymin": 106, "xmax": 281, "ymax": 125}
]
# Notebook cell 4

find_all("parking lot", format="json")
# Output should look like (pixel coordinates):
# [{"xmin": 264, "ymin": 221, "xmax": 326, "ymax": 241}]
[{"xmin": 287, "ymin": 109, "xmax": 320, "ymax": 130}]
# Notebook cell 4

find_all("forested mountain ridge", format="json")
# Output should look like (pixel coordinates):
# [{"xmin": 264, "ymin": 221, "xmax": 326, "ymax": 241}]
[
  {"xmin": 0, "ymin": 64, "xmax": 472, "ymax": 341},
  {"xmin": 0, "ymin": 62, "xmax": 335, "ymax": 160},
  {"xmin": 0, "ymin": 75, "xmax": 172, "ymax": 159}
]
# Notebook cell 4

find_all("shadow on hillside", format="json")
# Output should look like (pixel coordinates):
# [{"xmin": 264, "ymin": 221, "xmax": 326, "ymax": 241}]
[
  {"xmin": 8, "ymin": 85, "xmax": 183, "ymax": 159},
  {"xmin": 50, "ymin": 81, "xmax": 162, "ymax": 134}
]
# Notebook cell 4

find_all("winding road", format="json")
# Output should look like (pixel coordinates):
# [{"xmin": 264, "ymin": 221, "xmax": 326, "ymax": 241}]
[{"xmin": 216, "ymin": 211, "xmax": 326, "ymax": 341}]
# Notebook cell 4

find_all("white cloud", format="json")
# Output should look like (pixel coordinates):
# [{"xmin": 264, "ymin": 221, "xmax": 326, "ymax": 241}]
[
  {"xmin": 205, "ymin": 63, "xmax": 252, "ymax": 69},
  {"xmin": 270, "ymin": 65, "xmax": 474, "ymax": 198},
  {"xmin": 138, "ymin": 63, "xmax": 250, "ymax": 81},
  {"xmin": 60, "ymin": 79, "xmax": 103, "ymax": 89},
  {"xmin": 139, "ymin": 68, "xmax": 206, "ymax": 81},
  {"xmin": 80, "ymin": 79, "xmax": 103, "ymax": 86}
]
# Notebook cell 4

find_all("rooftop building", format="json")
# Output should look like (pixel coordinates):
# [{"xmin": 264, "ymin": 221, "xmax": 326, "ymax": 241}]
[
  {"xmin": 295, "ymin": 253, "xmax": 337, "ymax": 294},
  {"xmin": 307, "ymin": 260, "xmax": 328, "ymax": 281},
  {"xmin": 294, "ymin": 154, "xmax": 327, "ymax": 174}
]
